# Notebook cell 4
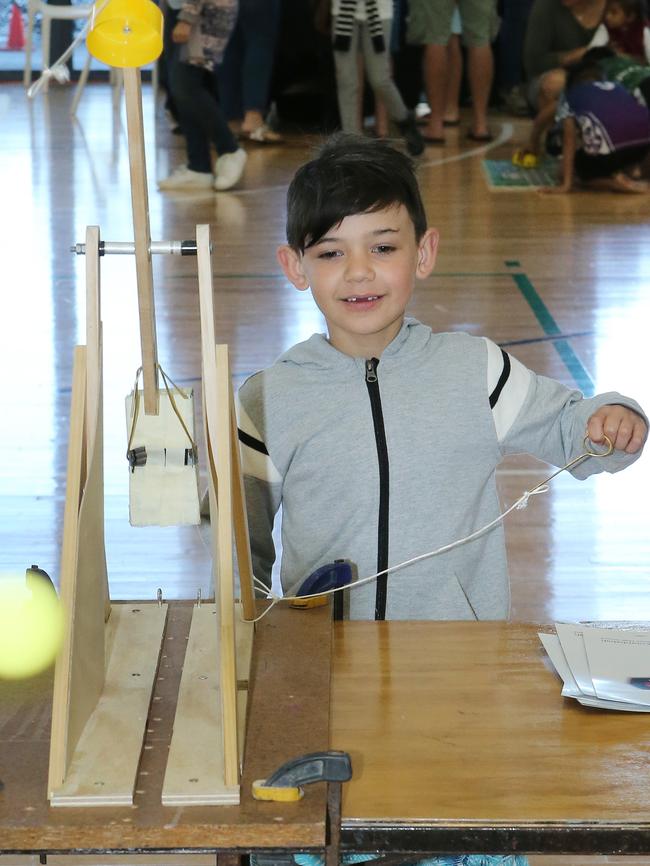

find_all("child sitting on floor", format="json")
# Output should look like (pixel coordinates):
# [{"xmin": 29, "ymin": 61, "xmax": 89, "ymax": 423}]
[{"xmin": 541, "ymin": 52, "xmax": 650, "ymax": 192}]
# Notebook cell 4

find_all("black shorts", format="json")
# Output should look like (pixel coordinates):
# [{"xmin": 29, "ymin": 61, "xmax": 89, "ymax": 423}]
[{"xmin": 574, "ymin": 144, "xmax": 650, "ymax": 181}]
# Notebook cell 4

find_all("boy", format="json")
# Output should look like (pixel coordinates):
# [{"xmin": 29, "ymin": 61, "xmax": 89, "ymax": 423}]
[{"xmin": 238, "ymin": 133, "xmax": 647, "ymax": 621}]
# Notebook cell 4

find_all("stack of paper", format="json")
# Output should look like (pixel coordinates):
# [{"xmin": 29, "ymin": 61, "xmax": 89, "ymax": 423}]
[{"xmin": 539, "ymin": 622, "xmax": 650, "ymax": 711}]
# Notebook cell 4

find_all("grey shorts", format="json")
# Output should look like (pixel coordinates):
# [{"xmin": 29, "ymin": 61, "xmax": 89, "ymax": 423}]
[{"xmin": 407, "ymin": 0, "xmax": 499, "ymax": 47}]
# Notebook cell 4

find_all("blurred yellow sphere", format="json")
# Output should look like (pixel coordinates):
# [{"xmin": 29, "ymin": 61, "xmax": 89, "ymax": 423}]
[{"xmin": 0, "ymin": 575, "xmax": 65, "ymax": 680}]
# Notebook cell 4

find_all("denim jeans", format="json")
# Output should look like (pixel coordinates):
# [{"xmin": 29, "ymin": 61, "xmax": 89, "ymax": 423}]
[
  {"xmin": 217, "ymin": 0, "xmax": 282, "ymax": 120},
  {"xmin": 165, "ymin": 8, "xmax": 238, "ymax": 173},
  {"xmin": 497, "ymin": 0, "xmax": 535, "ymax": 90}
]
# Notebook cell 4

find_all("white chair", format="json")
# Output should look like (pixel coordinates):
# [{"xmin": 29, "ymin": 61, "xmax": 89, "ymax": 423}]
[
  {"xmin": 23, "ymin": 0, "xmax": 93, "ymax": 92},
  {"xmin": 23, "ymin": 0, "xmax": 159, "ymax": 115}
]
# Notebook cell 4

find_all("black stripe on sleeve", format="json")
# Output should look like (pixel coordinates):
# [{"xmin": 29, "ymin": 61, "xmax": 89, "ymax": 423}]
[
  {"xmin": 489, "ymin": 349, "xmax": 511, "ymax": 409},
  {"xmin": 238, "ymin": 428, "xmax": 269, "ymax": 455}
]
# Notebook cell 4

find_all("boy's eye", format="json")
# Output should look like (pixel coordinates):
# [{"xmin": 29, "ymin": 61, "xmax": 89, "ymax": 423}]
[
  {"xmin": 373, "ymin": 244, "xmax": 396, "ymax": 254},
  {"xmin": 317, "ymin": 249, "xmax": 341, "ymax": 259}
]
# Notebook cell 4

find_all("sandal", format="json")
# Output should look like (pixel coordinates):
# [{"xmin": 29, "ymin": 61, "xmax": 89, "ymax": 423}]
[
  {"xmin": 466, "ymin": 130, "xmax": 494, "ymax": 143},
  {"xmin": 245, "ymin": 124, "xmax": 284, "ymax": 144}
]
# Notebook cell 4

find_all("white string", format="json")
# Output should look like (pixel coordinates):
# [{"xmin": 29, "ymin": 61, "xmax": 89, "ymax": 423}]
[
  {"xmin": 26, "ymin": 0, "xmax": 110, "ymax": 99},
  {"xmin": 241, "ymin": 436, "xmax": 614, "ymax": 611},
  {"xmin": 194, "ymin": 513, "xmax": 281, "ymax": 622}
]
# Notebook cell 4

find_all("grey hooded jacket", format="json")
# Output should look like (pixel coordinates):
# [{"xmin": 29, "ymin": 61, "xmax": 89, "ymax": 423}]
[{"xmin": 237, "ymin": 319, "xmax": 645, "ymax": 621}]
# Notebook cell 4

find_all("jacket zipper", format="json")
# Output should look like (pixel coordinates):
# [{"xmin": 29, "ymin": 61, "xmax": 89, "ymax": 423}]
[{"xmin": 365, "ymin": 358, "xmax": 390, "ymax": 620}]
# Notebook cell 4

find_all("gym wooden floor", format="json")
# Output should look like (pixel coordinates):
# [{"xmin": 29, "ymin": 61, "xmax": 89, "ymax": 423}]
[{"xmin": 0, "ymin": 79, "xmax": 649, "ymax": 865}]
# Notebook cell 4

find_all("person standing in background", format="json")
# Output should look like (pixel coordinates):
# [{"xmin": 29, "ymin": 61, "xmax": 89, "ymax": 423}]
[
  {"xmin": 497, "ymin": 0, "xmax": 535, "ymax": 115},
  {"xmin": 331, "ymin": 0, "xmax": 425, "ymax": 155},
  {"xmin": 217, "ymin": 0, "xmax": 284, "ymax": 143},
  {"xmin": 407, "ymin": 0, "xmax": 498, "ymax": 144},
  {"xmin": 158, "ymin": 0, "xmax": 248, "ymax": 191}
]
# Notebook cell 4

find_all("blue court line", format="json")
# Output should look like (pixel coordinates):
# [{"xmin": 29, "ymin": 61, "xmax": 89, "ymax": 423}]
[
  {"xmin": 510, "ymin": 272, "xmax": 594, "ymax": 396},
  {"xmin": 500, "ymin": 330, "xmax": 594, "ymax": 347}
]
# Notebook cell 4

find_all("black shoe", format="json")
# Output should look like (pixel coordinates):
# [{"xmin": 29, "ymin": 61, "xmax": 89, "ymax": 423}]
[{"xmin": 397, "ymin": 111, "xmax": 425, "ymax": 156}]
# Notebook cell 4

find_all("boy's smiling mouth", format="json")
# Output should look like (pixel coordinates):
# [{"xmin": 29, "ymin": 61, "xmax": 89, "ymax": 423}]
[{"xmin": 342, "ymin": 294, "xmax": 382, "ymax": 304}]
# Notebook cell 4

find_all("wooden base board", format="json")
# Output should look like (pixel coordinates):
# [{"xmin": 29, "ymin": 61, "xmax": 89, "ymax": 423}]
[
  {"xmin": 161, "ymin": 602, "xmax": 253, "ymax": 806},
  {"xmin": 49, "ymin": 602, "xmax": 168, "ymax": 807}
]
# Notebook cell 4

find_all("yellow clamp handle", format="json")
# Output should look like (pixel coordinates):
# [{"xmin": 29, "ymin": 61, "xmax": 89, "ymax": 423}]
[{"xmin": 251, "ymin": 779, "xmax": 304, "ymax": 802}]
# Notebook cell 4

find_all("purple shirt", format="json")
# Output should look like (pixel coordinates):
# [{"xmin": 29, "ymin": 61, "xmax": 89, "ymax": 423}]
[{"xmin": 557, "ymin": 81, "xmax": 650, "ymax": 155}]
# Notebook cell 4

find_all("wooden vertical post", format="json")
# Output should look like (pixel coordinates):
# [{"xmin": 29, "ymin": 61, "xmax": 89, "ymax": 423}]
[
  {"xmin": 85, "ymin": 226, "xmax": 100, "ymax": 453},
  {"xmin": 123, "ymin": 66, "xmax": 158, "ymax": 415},
  {"xmin": 84, "ymin": 226, "xmax": 110, "ymax": 622},
  {"xmin": 48, "ymin": 347, "xmax": 89, "ymax": 794},
  {"xmin": 229, "ymin": 380, "xmax": 256, "ymax": 621},
  {"xmin": 196, "ymin": 224, "xmax": 256, "ymax": 788},
  {"xmin": 214, "ymin": 345, "xmax": 240, "ymax": 787}
]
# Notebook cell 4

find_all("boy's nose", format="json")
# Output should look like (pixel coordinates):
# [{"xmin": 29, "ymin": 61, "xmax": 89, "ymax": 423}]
[{"xmin": 344, "ymin": 253, "xmax": 374, "ymax": 281}]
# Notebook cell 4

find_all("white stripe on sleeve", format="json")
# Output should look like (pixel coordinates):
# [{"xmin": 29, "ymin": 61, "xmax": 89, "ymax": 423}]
[{"xmin": 484, "ymin": 337, "xmax": 532, "ymax": 442}]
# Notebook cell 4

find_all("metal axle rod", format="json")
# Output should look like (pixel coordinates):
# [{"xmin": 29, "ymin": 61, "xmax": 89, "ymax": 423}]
[{"xmin": 71, "ymin": 240, "xmax": 202, "ymax": 257}]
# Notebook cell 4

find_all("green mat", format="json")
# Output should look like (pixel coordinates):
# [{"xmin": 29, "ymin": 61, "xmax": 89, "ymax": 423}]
[{"xmin": 482, "ymin": 159, "xmax": 558, "ymax": 191}]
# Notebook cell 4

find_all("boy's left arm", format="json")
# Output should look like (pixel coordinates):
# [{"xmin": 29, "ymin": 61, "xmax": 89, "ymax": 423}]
[{"xmin": 488, "ymin": 341, "xmax": 648, "ymax": 478}]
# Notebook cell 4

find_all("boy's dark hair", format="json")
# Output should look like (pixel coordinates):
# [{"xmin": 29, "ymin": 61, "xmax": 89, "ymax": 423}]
[{"xmin": 285, "ymin": 133, "xmax": 427, "ymax": 252}]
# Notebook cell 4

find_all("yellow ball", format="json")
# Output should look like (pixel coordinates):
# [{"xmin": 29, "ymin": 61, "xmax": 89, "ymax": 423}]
[{"xmin": 0, "ymin": 574, "xmax": 65, "ymax": 680}]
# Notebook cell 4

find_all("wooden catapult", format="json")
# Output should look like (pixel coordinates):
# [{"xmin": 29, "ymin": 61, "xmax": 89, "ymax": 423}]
[{"xmin": 46, "ymin": 1, "xmax": 257, "ymax": 808}]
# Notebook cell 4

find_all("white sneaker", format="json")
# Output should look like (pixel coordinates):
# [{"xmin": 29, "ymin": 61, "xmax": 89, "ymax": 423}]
[
  {"xmin": 158, "ymin": 165, "xmax": 213, "ymax": 191},
  {"xmin": 214, "ymin": 148, "xmax": 247, "ymax": 191}
]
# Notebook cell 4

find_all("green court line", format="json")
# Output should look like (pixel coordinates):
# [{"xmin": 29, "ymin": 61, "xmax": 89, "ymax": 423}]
[{"xmin": 511, "ymin": 272, "xmax": 594, "ymax": 396}]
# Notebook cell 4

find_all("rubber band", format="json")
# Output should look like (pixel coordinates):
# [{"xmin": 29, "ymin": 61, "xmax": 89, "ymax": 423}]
[{"xmin": 126, "ymin": 364, "xmax": 197, "ymax": 461}]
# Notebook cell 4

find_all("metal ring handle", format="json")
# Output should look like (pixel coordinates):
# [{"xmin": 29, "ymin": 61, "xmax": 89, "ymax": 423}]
[{"xmin": 582, "ymin": 433, "xmax": 614, "ymax": 457}]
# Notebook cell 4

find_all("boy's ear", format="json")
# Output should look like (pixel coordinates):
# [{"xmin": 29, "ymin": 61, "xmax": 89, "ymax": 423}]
[
  {"xmin": 415, "ymin": 228, "xmax": 439, "ymax": 280},
  {"xmin": 277, "ymin": 244, "xmax": 310, "ymax": 291}
]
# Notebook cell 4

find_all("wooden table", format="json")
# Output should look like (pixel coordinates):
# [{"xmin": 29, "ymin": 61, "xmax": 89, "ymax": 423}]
[
  {"xmin": 0, "ymin": 604, "xmax": 332, "ymax": 855},
  {"xmin": 332, "ymin": 621, "xmax": 650, "ymax": 855},
  {"xmin": 3, "ymin": 614, "xmax": 650, "ymax": 857}
]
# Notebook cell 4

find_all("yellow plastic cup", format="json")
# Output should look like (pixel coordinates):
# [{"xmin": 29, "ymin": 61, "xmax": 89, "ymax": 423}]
[{"xmin": 87, "ymin": 0, "xmax": 163, "ymax": 68}]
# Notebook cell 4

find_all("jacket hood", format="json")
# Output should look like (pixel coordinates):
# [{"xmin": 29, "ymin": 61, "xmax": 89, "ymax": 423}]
[{"xmin": 276, "ymin": 318, "xmax": 433, "ymax": 373}]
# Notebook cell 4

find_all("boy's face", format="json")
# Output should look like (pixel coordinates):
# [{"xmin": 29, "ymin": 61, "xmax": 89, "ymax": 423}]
[
  {"xmin": 277, "ymin": 205, "xmax": 438, "ymax": 358},
  {"xmin": 605, "ymin": 2, "xmax": 629, "ymax": 28}
]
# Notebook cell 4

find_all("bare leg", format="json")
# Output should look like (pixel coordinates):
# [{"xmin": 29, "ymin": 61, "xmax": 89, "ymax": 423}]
[
  {"xmin": 241, "ymin": 109, "xmax": 265, "ymax": 134},
  {"xmin": 585, "ymin": 173, "xmax": 650, "ymax": 193},
  {"xmin": 467, "ymin": 43, "xmax": 493, "ymax": 138},
  {"xmin": 444, "ymin": 34, "xmax": 462, "ymax": 124},
  {"xmin": 421, "ymin": 43, "xmax": 447, "ymax": 140},
  {"xmin": 374, "ymin": 49, "xmax": 390, "ymax": 137},
  {"xmin": 375, "ymin": 96, "xmax": 389, "ymax": 136}
]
